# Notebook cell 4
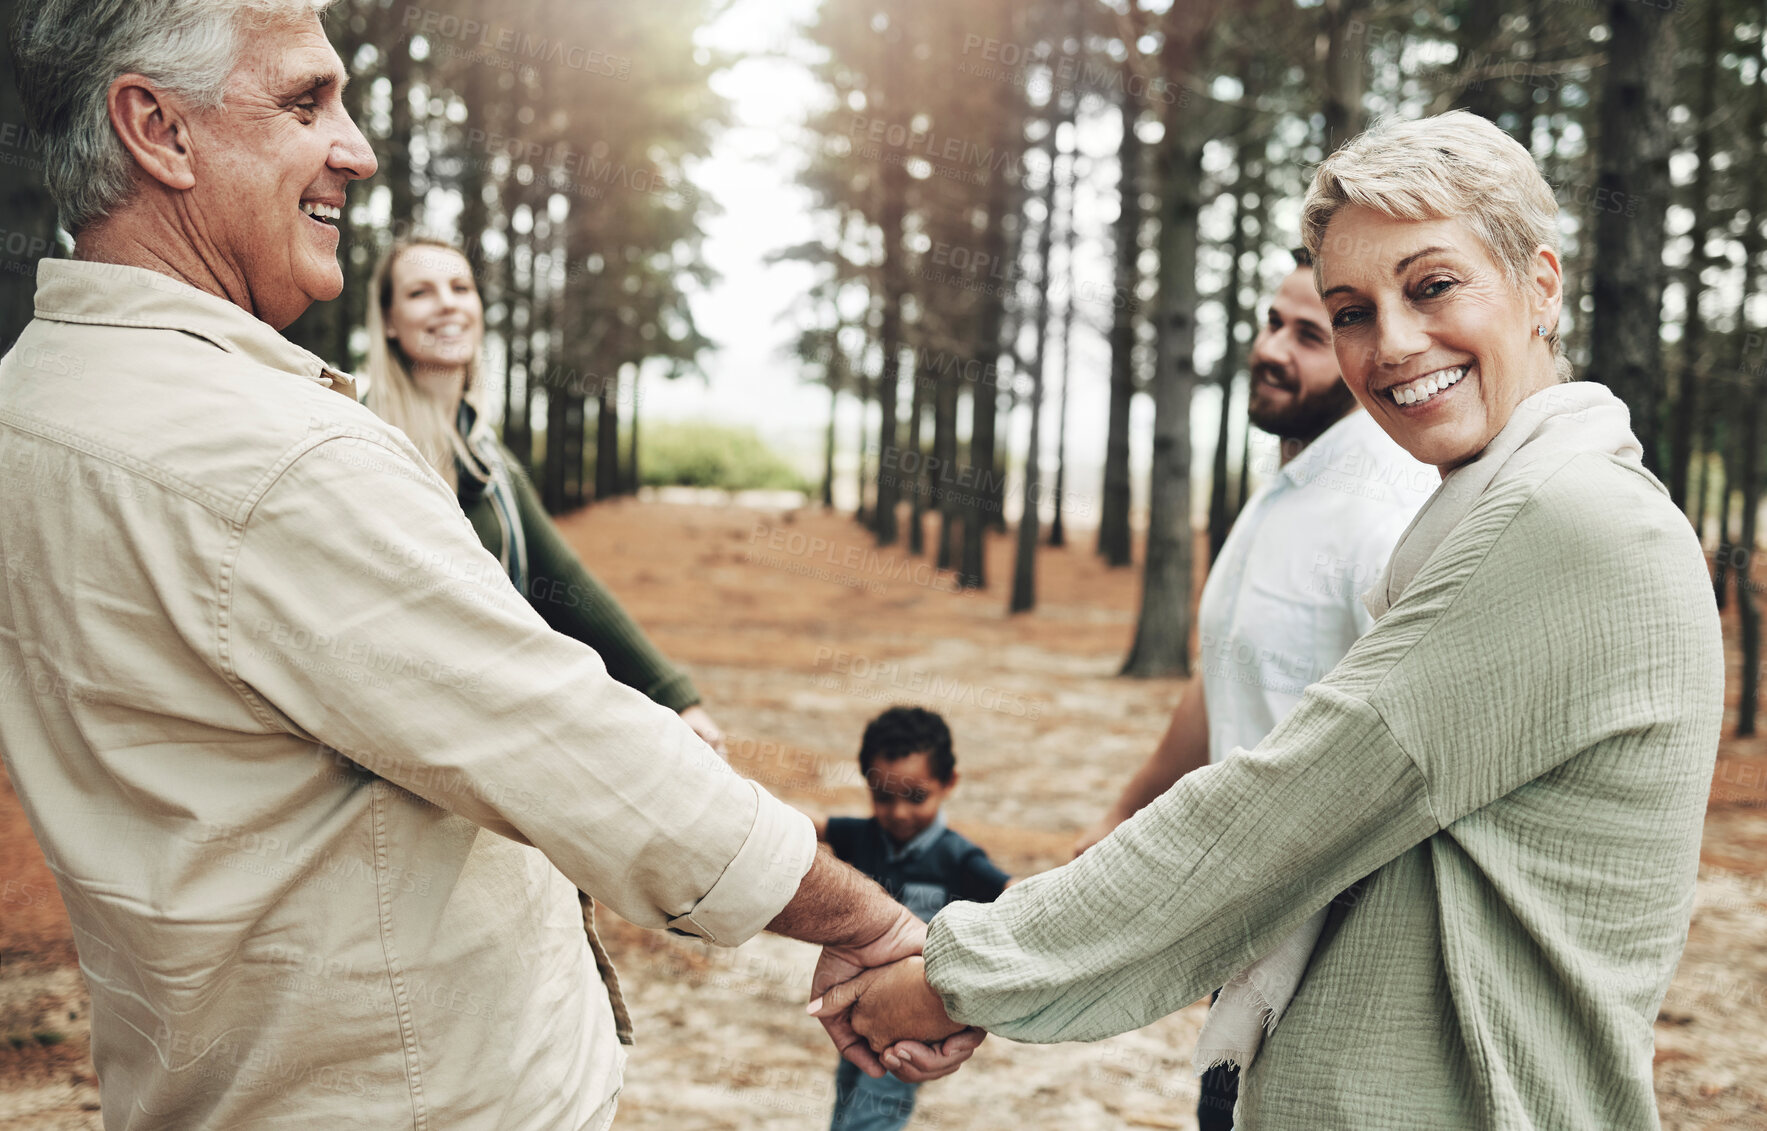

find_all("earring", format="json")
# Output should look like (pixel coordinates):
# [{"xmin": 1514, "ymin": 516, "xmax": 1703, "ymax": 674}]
[{"xmin": 1536, "ymin": 325, "xmax": 1548, "ymax": 337}]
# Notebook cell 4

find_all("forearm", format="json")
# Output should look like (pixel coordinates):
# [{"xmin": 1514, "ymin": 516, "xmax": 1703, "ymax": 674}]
[
  {"xmin": 925, "ymin": 685, "xmax": 1438, "ymax": 1043},
  {"xmin": 768, "ymin": 844, "xmax": 911, "ymax": 948},
  {"xmin": 1105, "ymin": 679, "xmax": 1210, "ymax": 822},
  {"xmin": 510, "ymin": 458, "xmax": 700, "ymax": 710}
]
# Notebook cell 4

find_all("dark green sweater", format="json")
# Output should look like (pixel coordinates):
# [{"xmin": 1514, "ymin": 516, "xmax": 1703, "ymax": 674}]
[{"xmin": 460, "ymin": 446, "xmax": 699, "ymax": 713}]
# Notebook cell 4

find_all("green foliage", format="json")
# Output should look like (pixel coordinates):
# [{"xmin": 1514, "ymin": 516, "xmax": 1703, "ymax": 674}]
[{"xmin": 637, "ymin": 422, "xmax": 811, "ymax": 492}]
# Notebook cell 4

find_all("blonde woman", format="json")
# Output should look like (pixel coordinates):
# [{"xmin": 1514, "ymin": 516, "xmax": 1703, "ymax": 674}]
[
  {"xmin": 813, "ymin": 111, "xmax": 1723, "ymax": 1129},
  {"xmin": 366, "ymin": 237, "xmax": 727, "ymax": 755}
]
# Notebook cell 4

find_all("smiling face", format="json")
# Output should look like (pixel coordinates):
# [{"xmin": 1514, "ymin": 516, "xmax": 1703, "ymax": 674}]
[
  {"xmin": 1246, "ymin": 266, "xmax": 1357, "ymax": 444},
  {"xmin": 1317, "ymin": 208, "xmax": 1562, "ymax": 472},
  {"xmin": 182, "ymin": 12, "xmax": 375, "ymax": 329},
  {"xmin": 385, "ymin": 246, "xmax": 485, "ymax": 370},
  {"xmin": 866, "ymin": 751, "xmax": 955, "ymax": 847}
]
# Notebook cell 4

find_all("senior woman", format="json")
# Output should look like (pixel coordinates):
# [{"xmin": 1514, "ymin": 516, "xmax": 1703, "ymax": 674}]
[{"xmin": 814, "ymin": 110, "xmax": 1723, "ymax": 1129}]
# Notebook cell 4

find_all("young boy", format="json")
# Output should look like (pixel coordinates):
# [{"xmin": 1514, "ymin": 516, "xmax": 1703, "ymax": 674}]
[{"xmin": 814, "ymin": 706, "xmax": 1010, "ymax": 1131}]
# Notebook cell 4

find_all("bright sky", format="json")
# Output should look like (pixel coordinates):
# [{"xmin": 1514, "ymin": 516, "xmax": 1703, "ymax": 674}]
[{"xmin": 656, "ymin": 0, "xmax": 1268, "ymax": 519}]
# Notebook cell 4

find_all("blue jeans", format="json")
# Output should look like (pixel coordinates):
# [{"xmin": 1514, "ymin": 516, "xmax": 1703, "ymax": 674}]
[{"xmin": 831, "ymin": 1058, "xmax": 920, "ymax": 1131}]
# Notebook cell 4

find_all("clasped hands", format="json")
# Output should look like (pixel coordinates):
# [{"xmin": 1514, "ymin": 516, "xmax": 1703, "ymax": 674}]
[{"xmin": 807, "ymin": 909, "xmax": 985, "ymax": 1081}]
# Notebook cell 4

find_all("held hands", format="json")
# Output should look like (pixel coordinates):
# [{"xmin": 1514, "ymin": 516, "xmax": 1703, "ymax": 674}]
[
  {"xmin": 809, "ymin": 954, "xmax": 982, "ymax": 1080},
  {"xmin": 807, "ymin": 907, "xmax": 985, "ymax": 1082}
]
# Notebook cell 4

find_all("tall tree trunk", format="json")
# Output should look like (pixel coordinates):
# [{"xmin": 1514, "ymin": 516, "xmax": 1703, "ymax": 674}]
[
  {"xmin": 1319, "ymin": 0, "xmax": 1371, "ymax": 151},
  {"xmin": 1715, "ymin": 429, "xmax": 1734, "ymax": 610},
  {"xmin": 1097, "ymin": 65, "xmax": 1142, "ymax": 566},
  {"xmin": 1455, "ymin": 0, "xmax": 1507, "ymax": 125},
  {"xmin": 1123, "ymin": 3, "xmax": 1218, "ymax": 675},
  {"xmin": 1587, "ymin": 0, "xmax": 1676, "ymax": 476},
  {"xmin": 596, "ymin": 372, "xmax": 620, "ymax": 500},
  {"xmin": 1207, "ymin": 119, "xmax": 1256, "ymax": 563},
  {"xmin": 855, "ymin": 359, "xmax": 873, "ymax": 525},
  {"xmin": 1048, "ymin": 169, "xmax": 1081, "ymax": 546},
  {"xmin": 1734, "ymin": 7, "xmax": 1766, "ymax": 736},
  {"xmin": 1737, "ymin": 391, "xmax": 1761, "ymax": 737},
  {"xmin": 823, "ymin": 360, "xmax": 840, "ymax": 509},
  {"xmin": 870, "ymin": 45, "xmax": 909, "ymax": 547},
  {"xmin": 625, "ymin": 374, "xmax": 640, "ymax": 495},
  {"xmin": 934, "ymin": 345, "xmax": 960, "ymax": 567},
  {"xmin": 0, "ymin": 0, "xmax": 61, "ymax": 352},
  {"xmin": 1010, "ymin": 23, "xmax": 1078, "ymax": 614},
  {"xmin": 1049, "ymin": 232, "xmax": 1076, "ymax": 550},
  {"xmin": 1670, "ymin": 0, "xmax": 1723, "ymax": 515},
  {"xmin": 960, "ymin": 106, "xmax": 1017, "ymax": 587},
  {"xmin": 385, "ymin": 33, "xmax": 417, "ymax": 228},
  {"xmin": 907, "ymin": 353, "xmax": 928, "ymax": 555}
]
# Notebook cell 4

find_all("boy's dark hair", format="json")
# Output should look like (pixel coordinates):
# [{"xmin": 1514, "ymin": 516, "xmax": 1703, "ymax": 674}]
[
  {"xmin": 859, "ymin": 706, "xmax": 955, "ymax": 784},
  {"xmin": 1291, "ymin": 245, "xmax": 1313, "ymax": 269}
]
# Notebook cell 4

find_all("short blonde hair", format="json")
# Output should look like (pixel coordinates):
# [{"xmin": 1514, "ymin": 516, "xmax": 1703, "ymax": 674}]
[{"xmin": 1301, "ymin": 110, "xmax": 1569, "ymax": 378}]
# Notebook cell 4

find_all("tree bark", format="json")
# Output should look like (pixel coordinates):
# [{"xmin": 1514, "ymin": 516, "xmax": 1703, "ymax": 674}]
[
  {"xmin": 1734, "ymin": 6, "xmax": 1766, "ymax": 737},
  {"xmin": 1319, "ymin": 0, "xmax": 1371, "ymax": 151},
  {"xmin": 1207, "ymin": 117, "xmax": 1257, "ymax": 563},
  {"xmin": 959, "ymin": 95, "xmax": 1018, "ymax": 588},
  {"xmin": 1009, "ymin": 99, "xmax": 1069, "ymax": 614},
  {"xmin": 0, "ymin": 0, "xmax": 61, "ymax": 353},
  {"xmin": 1586, "ymin": 0, "xmax": 1676, "ymax": 476},
  {"xmin": 595, "ymin": 372, "xmax": 620, "ymax": 500},
  {"xmin": 1097, "ymin": 58, "xmax": 1142, "ymax": 568},
  {"xmin": 1122, "ymin": 3, "xmax": 1219, "ymax": 676},
  {"xmin": 1669, "ymin": 0, "xmax": 1723, "ymax": 515},
  {"xmin": 907, "ymin": 352, "xmax": 928, "ymax": 555}
]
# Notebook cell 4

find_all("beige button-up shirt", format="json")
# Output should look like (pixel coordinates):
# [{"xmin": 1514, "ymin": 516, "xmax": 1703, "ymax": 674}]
[{"xmin": 0, "ymin": 259, "xmax": 816, "ymax": 1130}]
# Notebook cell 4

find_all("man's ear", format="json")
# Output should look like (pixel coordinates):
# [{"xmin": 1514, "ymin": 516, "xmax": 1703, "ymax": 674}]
[{"xmin": 108, "ymin": 74, "xmax": 196, "ymax": 192}]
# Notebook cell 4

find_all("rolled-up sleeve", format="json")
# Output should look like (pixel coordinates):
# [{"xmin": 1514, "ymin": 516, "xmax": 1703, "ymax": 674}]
[{"xmin": 223, "ymin": 430, "xmax": 815, "ymax": 945}]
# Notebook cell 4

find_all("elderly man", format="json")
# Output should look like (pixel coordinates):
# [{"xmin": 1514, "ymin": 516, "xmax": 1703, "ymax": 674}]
[
  {"xmin": 0, "ymin": 2, "xmax": 971, "ymax": 1127},
  {"xmin": 1070, "ymin": 249, "xmax": 1433, "ymax": 1129}
]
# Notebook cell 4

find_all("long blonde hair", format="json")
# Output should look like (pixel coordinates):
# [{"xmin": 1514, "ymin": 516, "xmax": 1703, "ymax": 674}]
[{"xmin": 365, "ymin": 237, "xmax": 487, "ymax": 490}]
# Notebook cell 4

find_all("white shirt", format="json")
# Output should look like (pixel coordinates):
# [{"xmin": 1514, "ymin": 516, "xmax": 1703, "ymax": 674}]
[{"xmin": 1197, "ymin": 409, "xmax": 1435, "ymax": 763}]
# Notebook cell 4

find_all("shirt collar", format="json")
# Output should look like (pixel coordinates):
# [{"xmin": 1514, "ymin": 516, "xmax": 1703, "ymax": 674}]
[
  {"xmin": 883, "ymin": 810, "xmax": 948, "ymax": 864},
  {"xmin": 1278, "ymin": 408, "xmax": 1384, "ymax": 490},
  {"xmin": 32, "ymin": 258, "xmax": 358, "ymax": 400}
]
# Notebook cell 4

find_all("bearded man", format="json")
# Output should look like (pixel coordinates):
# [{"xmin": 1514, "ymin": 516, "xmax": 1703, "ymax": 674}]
[{"xmin": 1072, "ymin": 248, "xmax": 1434, "ymax": 1130}]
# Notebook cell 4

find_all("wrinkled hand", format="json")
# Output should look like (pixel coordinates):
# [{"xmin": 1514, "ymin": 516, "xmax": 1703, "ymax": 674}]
[
  {"xmin": 811, "ymin": 956, "xmax": 981, "ymax": 1081},
  {"xmin": 678, "ymin": 705, "xmax": 727, "ymax": 757},
  {"xmin": 807, "ymin": 907, "xmax": 923, "ymax": 1078},
  {"xmin": 1071, "ymin": 813, "xmax": 1123, "ymax": 859}
]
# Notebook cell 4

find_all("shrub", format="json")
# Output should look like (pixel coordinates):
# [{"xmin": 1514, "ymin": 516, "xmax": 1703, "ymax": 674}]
[{"xmin": 637, "ymin": 421, "xmax": 811, "ymax": 493}]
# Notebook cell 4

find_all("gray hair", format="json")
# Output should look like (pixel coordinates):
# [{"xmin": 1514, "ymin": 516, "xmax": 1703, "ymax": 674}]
[
  {"xmin": 10, "ymin": 0, "xmax": 336, "ymax": 234},
  {"xmin": 1301, "ymin": 110, "xmax": 1571, "ymax": 380}
]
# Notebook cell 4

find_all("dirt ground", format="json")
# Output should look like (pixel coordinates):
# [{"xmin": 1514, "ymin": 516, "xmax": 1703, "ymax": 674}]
[{"xmin": 2, "ymin": 498, "xmax": 1764, "ymax": 1130}]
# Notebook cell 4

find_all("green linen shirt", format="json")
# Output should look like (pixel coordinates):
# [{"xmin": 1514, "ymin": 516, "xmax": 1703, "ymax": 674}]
[
  {"xmin": 461, "ymin": 449, "xmax": 701, "ymax": 713},
  {"xmin": 924, "ymin": 447, "xmax": 1723, "ymax": 1129}
]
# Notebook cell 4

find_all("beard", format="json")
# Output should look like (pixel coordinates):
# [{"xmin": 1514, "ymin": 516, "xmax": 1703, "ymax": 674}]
[{"xmin": 1247, "ymin": 364, "xmax": 1358, "ymax": 443}]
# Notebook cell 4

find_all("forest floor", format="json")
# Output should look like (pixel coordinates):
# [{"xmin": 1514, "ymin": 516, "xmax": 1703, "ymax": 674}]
[{"xmin": 2, "ymin": 498, "xmax": 1764, "ymax": 1130}]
